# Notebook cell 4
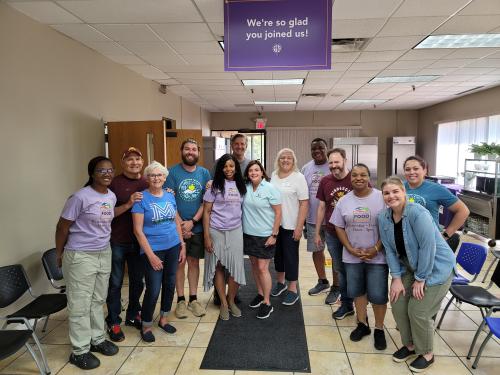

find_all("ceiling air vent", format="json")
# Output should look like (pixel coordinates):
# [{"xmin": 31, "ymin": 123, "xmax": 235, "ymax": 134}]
[
  {"xmin": 332, "ymin": 38, "xmax": 369, "ymax": 52},
  {"xmin": 301, "ymin": 93, "xmax": 326, "ymax": 98}
]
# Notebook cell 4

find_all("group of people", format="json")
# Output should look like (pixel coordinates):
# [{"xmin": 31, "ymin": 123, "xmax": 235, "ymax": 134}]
[{"xmin": 55, "ymin": 134, "xmax": 469, "ymax": 372}]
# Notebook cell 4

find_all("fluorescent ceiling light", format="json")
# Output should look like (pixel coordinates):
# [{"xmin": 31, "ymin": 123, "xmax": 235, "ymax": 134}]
[
  {"xmin": 370, "ymin": 75, "xmax": 438, "ymax": 83},
  {"xmin": 414, "ymin": 34, "xmax": 500, "ymax": 49},
  {"xmin": 218, "ymin": 41, "xmax": 224, "ymax": 50},
  {"xmin": 254, "ymin": 101, "xmax": 296, "ymax": 105},
  {"xmin": 242, "ymin": 79, "xmax": 304, "ymax": 86},
  {"xmin": 343, "ymin": 99, "xmax": 387, "ymax": 104}
]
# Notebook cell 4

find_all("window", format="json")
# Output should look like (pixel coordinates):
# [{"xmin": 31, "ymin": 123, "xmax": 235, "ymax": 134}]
[{"xmin": 436, "ymin": 115, "xmax": 500, "ymax": 183}]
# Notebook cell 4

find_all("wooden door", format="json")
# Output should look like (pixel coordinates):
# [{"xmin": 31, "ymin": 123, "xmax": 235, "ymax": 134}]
[
  {"xmin": 107, "ymin": 120, "xmax": 166, "ymax": 175},
  {"xmin": 165, "ymin": 129, "xmax": 204, "ymax": 168}
]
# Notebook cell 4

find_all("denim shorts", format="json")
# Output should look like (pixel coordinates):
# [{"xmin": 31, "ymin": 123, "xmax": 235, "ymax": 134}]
[
  {"xmin": 344, "ymin": 262, "xmax": 389, "ymax": 304},
  {"xmin": 305, "ymin": 223, "xmax": 325, "ymax": 252}
]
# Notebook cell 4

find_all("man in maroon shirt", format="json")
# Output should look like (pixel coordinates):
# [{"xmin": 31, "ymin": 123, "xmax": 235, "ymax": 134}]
[
  {"xmin": 106, "ymin": 147, "xmax": 148, "ymax": 342},
  {"xmin": 314, "ymin": 148, "xmax": 354, "ymax": 320}
]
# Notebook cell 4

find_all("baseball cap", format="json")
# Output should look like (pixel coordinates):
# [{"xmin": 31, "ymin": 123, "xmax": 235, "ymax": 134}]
[{"xmin": 121, "ymin": 146, "xmax": 143, "ymax": 160}]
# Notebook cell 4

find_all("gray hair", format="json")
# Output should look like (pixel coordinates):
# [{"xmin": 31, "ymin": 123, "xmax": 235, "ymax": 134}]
[
  {"xmin": 144, "ymin": 161, "xmax": 168, "ymax": 177},
  {"xmin": 274, "ymin": 148, "xmax": 299, "ymax": 173}
]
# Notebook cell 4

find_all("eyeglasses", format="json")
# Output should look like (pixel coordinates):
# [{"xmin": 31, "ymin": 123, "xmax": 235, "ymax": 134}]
[
  {"xmin": 95, "ymin": 168, "xmax": 114, "ymax": 175},
  {"xmin": 148, "ymin": 173, "xmax": 164, "ymax": 179}
]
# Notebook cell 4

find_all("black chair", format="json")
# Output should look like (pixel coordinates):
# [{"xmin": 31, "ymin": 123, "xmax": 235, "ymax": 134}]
[
  {"xmin": 0, "ymin": 264, "xmax": 67, "ymax": 373},
  {"xmin": 40, "ymin": 249, "xmax": 66, "ymax": 333},
  {"xmin": 0, "ymin": 317, "xmax": 50, "ymax": 374},
  {"xmin": 436, "ymin": 261, "xmax": 500, "ymax": 361}
]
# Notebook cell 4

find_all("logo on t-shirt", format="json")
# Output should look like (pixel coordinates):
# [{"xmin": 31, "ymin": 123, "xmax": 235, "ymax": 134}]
[
  {"xmin": 407, "ymin": 193, "xmax": 426, "ymax": 208},
  {"xmin": 353, "ymin": 207, "xmax": 370, "ymax": 223},
  {"xmin": 150, "ymin": 202, "xmax": 176, "ymax": 224},
  {"xmin": 100, "ymin": 202, "xmax": 113, "ymax": 217},
  {"xmin": 330, "ymin": 187, "xmax": 351, "ymax": 208},
  {"xmin": 178, "ymin": 178, "xmax": 203, "ymax": 202}
]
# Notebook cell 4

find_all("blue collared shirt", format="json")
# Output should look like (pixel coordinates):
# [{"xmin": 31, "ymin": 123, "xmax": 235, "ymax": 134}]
[{"xmin": 378, "ymin": 202, "xmax": 455, "ymax": 286}]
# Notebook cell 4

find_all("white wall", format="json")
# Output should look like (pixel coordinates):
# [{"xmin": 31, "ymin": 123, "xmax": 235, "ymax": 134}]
[
  {"xmin": 418, "ymin": 86, "xmax": 500, "ymax": 174},
  {"xmin": 0, "ymin": 2, "xmax": 208, "ymax": 296}
]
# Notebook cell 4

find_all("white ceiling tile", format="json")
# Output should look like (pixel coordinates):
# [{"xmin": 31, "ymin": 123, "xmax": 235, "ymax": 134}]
[
  {"xmin": 429, "ymin": 58, "xmax": 476, "ymax": 68},
  {"xmin": 157, "ymin": 65, "xmax": 225, "ymax": 73},
  {"xmin": 393, "ymin": 0, "xmax": 472, "ymax": 17},
  {"xmin": 155, "ymin": 79, "xmax": 181, "ymax": 85},
  {"xmin": 466, "ymin": 59, "xmax": 500, "ymax": 68},
  {"xmin": 330, "ymin": 62, "xmax": 352, "ymax": 71},
  {"xmin": 332, "ymin": 52, "xmax": 361, "ymax": 63},
  {"xmin": 170, "ymin": 72, "xmax": 237, "ymax": 80},
  {"xmin": 150, "ymin": 23, "xmax": 215, "ymax": 42},
  {"xmin": 170, "ymin": 41, "xmax": 222, "ymax": 55},
  {"xmin": 193, "ymin": 0, "xmax": 223, "ymax": 23},
  {"xmin": 442, "ymin": 48, "xmax": 500, "ymax": 59},
  {"xmin": 272, "ymin": 71, "xmax": 308, "ymax": 79},
  {"xmin": 399, "ymin": 49, "xmax": 453, "ymax": 60},
  {"xmin": 453, "ymin": 67, "xmax": 497, "ymax": 75},
  {"xmin": 105, "ymin": 54, "xmax": 145, "ymax": 65},
  {"xmin": 274, "ymin": 86, "xmax": 303, "ymax": 95},
  {"xmin": 307, "ymin": 71, "xmax": 343, "ymax": 79},
  {"xmin": 182, "ymin": 54, "xmax": 223, "ymax": 65},
  {"xmin": 119, "ymin": 41, "xmax": 176, "ymax": 56},
  {"xmin": 332, "ymin": 18, "xmax": 386, "ymax": 38},
  {"xmin": 93, "ymin": 24, "xmax": 160, "ymax": 42},
  {"xmin": 417, "ymin": 67, "xmax": 456, "ymax": 75},
  {"xmin": 50, "ymin": 24, "xmax": 110, "ymax": 42},
  {"xmin": 207, "ymin": 23, "xmax": 224, "ymax": 38},
  {"xmin": 435, "ymin": 75, "xmax": 473, "ymax": 82},
  {"xmin": 126, "ymin": 64, "xmax": 170, "ymax": 80},
  {"xmin": 342, "ymin": 70, "xmax": 380, "ymax": 78},
  {"xmin": 459, "ymin": 0, "xmax": 500, "ymax": 16},
  {"xmin": 83, "ymin": 41, "xmax": 131, "ymax": 55},
  {"xmin": 356, "ymin": 51, "xmax": 406, "ymax": 62},
  {"xmin": 180, "ymin": 78, "xmax": 241, "ymax": 86},
  {"xmin": 235, "ymin": 72, "xmax": 273, "ymax": 79},
  {"xmin": 387, "ymin": 59, "xmax": 435, "ymax": 69},
  {"xmin": 349, "ymin": 61, "xmax": 391, "ymax": 70},
  {"xmin": 56, "ymin": 0, "xmax": 202, "ymax": 23},
  {"xmin": 364, "ymin": 36, "xmax": 425, "ymax": 51},
  {"xmin": 435, "ymin": 15, "xmax": 500, "ymax": 34},
  {"xmin": 378, "ymin": 16, "xmax": 446, "ymax": 36},
  {"xmin": 7, "ymin": 1, "xmax": 81, "ymax": 23},
  {"xmin": 333, "ymin": 0, "xmax": 402, "ymax": 20},
  {"xmin": 381, "ymin": 68, "xmax": 422, "ymax": 75}
]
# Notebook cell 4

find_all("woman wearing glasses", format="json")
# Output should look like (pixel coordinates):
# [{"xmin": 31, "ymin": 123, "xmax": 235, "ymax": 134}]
[
  {"xmin": 55, "ymin": 156, "xmax": 120, "ymax": 370},
  {"xmin": 132, "ymin": 161, "xmax": 186, "ymax": 343}
]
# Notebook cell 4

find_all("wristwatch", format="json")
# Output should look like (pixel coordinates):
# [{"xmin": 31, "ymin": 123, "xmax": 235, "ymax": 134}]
[
  {"xmin": 271, "ymin": 233, "xmax": 278, "ymax": 238},
  {"xmin": 192, "ymin": 218, "xmax": 199, "ymax": 225}
]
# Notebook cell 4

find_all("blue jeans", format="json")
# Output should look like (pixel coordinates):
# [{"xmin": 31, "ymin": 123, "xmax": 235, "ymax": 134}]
[
  {"xmin": 324, "ymin": 232, "xmax": 353, "ymax": 306},
  {"xmin": 344, "ymin": 263, "xmax": 389, "ymax": 304},
  {"xmin": 106, "ymin": 242, "xmax": 145, "ymax": 325},
  {"xmin": 141, "ymin": 245, "xmax": 180, "ymax": 327}
]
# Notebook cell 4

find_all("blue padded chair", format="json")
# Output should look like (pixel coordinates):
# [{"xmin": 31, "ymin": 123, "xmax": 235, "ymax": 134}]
[
  {"xmin": 452, "ymin": 242, "xmax": 488, "ymax": 285},
  {"xmin": 472, "ymin": 315, "xmax": 500, "ymax": 369}
]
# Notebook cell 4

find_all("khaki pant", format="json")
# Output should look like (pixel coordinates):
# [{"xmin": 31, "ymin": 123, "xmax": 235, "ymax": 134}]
[
  {"xmin": 391, "ymin": 270, "xmax": 452, "ymax": 355},
  {"xmin": 63, "ymin": 248, "xmax": 111, "ymax": 355}
]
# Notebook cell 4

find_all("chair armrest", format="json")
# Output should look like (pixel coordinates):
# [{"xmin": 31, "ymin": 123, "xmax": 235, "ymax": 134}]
[{"xmin": 0, "ymin": 316, "xmax": 34, "ymax": 330}]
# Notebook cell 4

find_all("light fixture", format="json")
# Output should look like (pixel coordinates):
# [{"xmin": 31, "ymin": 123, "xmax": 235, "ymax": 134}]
[
  {"xmin": 242, "ymin": 79, "xmax": 304, "ymax": 86},
  {"xmin": 414, "ymin": 34, "xmax": 500, "ymax": 49},
  {"xmin": 343, "ymin": 99, "xmax": 387, "ymax": 104},
  {"xmin": 254, "ymin": 101, "xmax": 297, "ymax": 105},
  {"xmin": 369, "ymin": 75, "xmax": 439, "ymax": 83},
  {"xmin": 218, "ymin": 41, "xmax": 224, "ymax": 50}
]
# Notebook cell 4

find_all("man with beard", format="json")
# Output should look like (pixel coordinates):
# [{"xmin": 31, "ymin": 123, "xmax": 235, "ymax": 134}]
[
  {"xmin": 164, "ymin": 139, "xmax": 211, "ymax": 318},
  {"xmin": 301, "ymin": 139, "xmax": 340, "ymax": 305},
  {"xmin": 314, "ymin": 148, "xmax": 355, "ymax": 320}
]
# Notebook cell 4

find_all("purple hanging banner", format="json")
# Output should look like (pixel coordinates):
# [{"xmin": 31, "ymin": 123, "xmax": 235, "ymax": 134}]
[{"xmin": 224, "ymin": 0, "xmax": 332, "ymax": 71}]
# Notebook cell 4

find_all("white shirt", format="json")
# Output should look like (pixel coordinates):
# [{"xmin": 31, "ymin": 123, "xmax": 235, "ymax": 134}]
[{"xmin": 271, "ymin": 171, "xmax": 309, "ymax": 230}]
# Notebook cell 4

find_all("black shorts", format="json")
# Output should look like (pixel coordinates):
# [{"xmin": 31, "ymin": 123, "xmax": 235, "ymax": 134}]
[{"xmin": 243, "ymin": 234, "xmax": 275, "ymax": 259}]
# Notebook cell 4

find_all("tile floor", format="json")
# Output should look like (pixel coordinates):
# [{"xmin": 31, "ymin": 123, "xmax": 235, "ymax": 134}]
[{"xmin": 1, "ymin": 235, "xmax": 499, "ymax": 374}]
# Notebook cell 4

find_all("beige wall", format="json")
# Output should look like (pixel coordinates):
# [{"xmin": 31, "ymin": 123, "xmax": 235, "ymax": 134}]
[
  {"xmin": 418, "ymin": 85, "xmax": 500, "ymax": 174},
  {"xmin": 0, "ymin": 3, "xmax": 207, "ymax": 296},
  {"xmin": 211, "ymin": 110, "xmax": 419, "ymax": 183}
]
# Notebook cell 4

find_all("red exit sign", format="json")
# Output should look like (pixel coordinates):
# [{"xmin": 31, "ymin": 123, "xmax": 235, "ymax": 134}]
[{"xmin": 255, "ymin": 118, "xmax": 267, "ymax": 129}]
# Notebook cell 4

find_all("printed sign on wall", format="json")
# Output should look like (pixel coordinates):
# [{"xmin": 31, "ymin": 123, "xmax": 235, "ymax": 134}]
[{"xmin": 224, "ymin": 0, "xmax": 332, "ymax": 71}]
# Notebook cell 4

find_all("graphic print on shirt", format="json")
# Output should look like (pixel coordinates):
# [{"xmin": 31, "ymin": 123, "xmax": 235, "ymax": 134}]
[
  {"xmin": 178, "ymin": 178, "xmax": 203, "ymax": 202},
  {"xmin": 91, "ymin": 201, "xmax": 114, "ymax": 227},
  {"xmin": 310, "ymin": 171, "xmax": 326, "ymax": 195},
  {"xmin": 150, "ymin": 202, "xmax": 176, "ymax": 225},
  {"xmin": 353, "ymin": 207, "xmax": 370, "ymax": 223},
  {"xmin": 329, "ymin": 186, "xmax": 351, "ymax": 208},
  {"xmin": 350, "ymin": 206, "xmax": 376, "ymax": 233},
  {"xmin": 407, "ymin": 193, "xmax": 426, "ymax": 208}
]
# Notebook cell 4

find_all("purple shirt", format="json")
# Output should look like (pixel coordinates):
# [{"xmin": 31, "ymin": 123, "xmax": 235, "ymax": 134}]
[
  {"xmin": 331, "ymin": 189, "xmax": 386, "ymax": 264},
  {"xmin": 203, "ymin": 180, "xmax": 243, "ymax": 230},
  {"xmin": 61, "ymin": 186, "xmax": 117, "ymax": 251},
  {"xmin": 301, "ymin": 160, "xmax": 330, "ymax": 225}
]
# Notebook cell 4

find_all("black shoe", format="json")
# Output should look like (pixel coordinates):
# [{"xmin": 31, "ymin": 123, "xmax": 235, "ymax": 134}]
[
  {"xmin": 158, "ymin": 322, "xmax": 177, "ymax": 334},
  {"xmin": 256, "ymin": 303, "xmax": 274, "ymax": 319},
  {"xmin": 107, "ymin": 324, "xmax": 125, "ymax": 342},
  {"xmin": 374, "ymin": 328, "xmax": 387, "ymax": 350},
  {"xmin": 125, "ymin": 318, "xmax": 142, "ymax": 330},
  {"xmin": 332, "ymin": 304, "xmax": 355, "ymax": 320},
  {"xmin": 90, "ymin": 340, "xmax": 119, "ymax": 356},
  {"xmin": 392, "ymin": 346, "xmax": 416, "ymax": 363},
  {"xmin": 213, "ymin": 292, "xmax": 221, "ymax": 306},
  {"xmin": 409, "ymin": 355, "xmax": 434, "ymax": 372},
  {"xmin": 249, "ymin": 294, "xmax": 264, "ymax": 308},
  {"xmin": 69, "ymin": 352, "xmax": 100, "ymax": 370},
  {"xmin": 350, "ymin": 322, "xmax": 371, "ymax": 342},
  {"xmin": 141, "ymin": 329, "xmax": 155, "ymax": 343}
]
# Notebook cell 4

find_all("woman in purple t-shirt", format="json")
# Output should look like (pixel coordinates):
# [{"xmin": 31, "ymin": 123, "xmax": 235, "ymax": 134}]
[
  {"xmin": 203, "ymin": 154, "xmax": 247, "ymax": 320},
  {"xmin": 55, "ymin": 156, "xmax": 119, "ymax": 370},
  {"xmin": 331, "ymin": 163, "xmax": 388, "ymax": 351}
]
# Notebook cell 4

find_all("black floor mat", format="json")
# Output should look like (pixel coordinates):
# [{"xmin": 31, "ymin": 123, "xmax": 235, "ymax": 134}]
[{"xmin": 200, "ymin": 259, "xmax": 311, "ymax": 372}]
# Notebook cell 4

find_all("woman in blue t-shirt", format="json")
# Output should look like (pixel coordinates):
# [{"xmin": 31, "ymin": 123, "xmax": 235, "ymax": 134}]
[{"xmin": 132, "ymin": 161, "xmax": 186, "ymax": 343}]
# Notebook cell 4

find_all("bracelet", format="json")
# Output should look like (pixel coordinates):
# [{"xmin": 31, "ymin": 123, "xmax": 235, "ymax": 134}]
[{"xmin": 374, "ymin": 244, "xmax": 380, "ymax": 252}]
